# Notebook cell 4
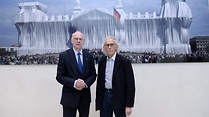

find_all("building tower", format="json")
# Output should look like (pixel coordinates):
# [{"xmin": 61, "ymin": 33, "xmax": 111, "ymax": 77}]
[{"xmin": 71, "ymin": 0, "xmax": 82, "ymax": 19}]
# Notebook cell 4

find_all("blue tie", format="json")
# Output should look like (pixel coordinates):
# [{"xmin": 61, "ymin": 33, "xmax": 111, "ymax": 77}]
[{"xmin": 77, "ymin": 52, "xmax": 83, "ymax": 73}]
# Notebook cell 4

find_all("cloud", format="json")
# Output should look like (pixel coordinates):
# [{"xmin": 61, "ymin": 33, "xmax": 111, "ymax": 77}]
[
  {"xmin": 123, "ymin": 0, "xmax": 161, "ymax": 13},
  {"xmin": 186, "ymin": 0, "xmax": 209, "ymax": 37}
]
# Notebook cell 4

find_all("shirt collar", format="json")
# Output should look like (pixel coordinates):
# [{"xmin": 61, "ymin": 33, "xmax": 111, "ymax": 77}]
[
  {"xmin": 73, "ymin": 48, "xmax": 83, "ymax": 55},
  {"xmin": 107, "ymin": 53, "xmax": 116, "ymax": 61}
]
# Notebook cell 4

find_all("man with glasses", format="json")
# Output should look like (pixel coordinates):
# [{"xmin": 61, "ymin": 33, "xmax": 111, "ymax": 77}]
[
  {"xmin": 56, "ymin": 31, "xmax": 96, "ymax": 117},
  {"xmin": 95, "ymin": 36, "xmax": 136, "ymax": 117}
]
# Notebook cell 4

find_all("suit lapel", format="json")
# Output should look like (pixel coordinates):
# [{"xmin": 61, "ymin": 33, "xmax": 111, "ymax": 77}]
[
  {"xmin": 99, "ymin": 57, "xmax": 107, "ymax": 83},
  {"xmin": 102, "ymin": 57, "xmax": 107, "ymax": 77},
  {"xmin": 113, "ymin": 53, "xmax": 120, "ymax": 77},
  {"xmin": 68, "ymin": 49, "xmax": 80, "ymax": 73},
  {"xmin": 82, "ymin": 50, "xmax": 88, "ymax": 76}
]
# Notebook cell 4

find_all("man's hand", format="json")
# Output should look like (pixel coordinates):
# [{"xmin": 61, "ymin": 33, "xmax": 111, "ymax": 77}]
[
  {"xmin": 75, "ymin": 79, "xmax": 86, "ymax": 90},
  {"xmin": 125, "ymin": 107, "xmax": 132, "ymax": 116}
]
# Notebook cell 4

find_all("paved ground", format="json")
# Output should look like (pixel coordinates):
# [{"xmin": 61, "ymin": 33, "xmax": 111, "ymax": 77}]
[{"xmin": 0, "ymin": 63, "xmax": 209, "ymax": 117}]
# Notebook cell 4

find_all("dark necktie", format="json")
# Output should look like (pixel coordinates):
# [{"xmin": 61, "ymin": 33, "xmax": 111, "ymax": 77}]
[{"xmin": 77, "ymin": 52, "xmax": 83, "ymax": 73}]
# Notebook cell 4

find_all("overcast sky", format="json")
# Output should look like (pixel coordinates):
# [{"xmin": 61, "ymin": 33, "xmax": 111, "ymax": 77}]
[{"xmin": 0, "ymin": 0, "xmax": 208, "ymax": 47}]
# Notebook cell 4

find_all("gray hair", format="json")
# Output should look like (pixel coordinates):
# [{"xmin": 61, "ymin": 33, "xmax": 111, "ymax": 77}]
[{"xmin": 101, "ymin": 36, "xmax": 120, "ymax": 55}]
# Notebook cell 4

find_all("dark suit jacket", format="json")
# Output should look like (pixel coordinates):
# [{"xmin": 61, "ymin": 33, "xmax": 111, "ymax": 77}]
[
  {"xmin": 96, "ymin": 53, "xmax": 135, "ymax": 113},
  {"xmin": 56, "ymin": 49, "xmax": 96, "ymax": 108}
]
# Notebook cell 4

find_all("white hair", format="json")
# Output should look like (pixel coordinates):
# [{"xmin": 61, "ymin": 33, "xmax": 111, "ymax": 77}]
[{"xmin": 101, "ymin": 36, "xmax": 120, "ymax": 55}]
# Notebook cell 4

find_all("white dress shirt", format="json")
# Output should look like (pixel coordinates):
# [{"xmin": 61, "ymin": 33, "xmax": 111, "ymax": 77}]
[
  {"xmin": 105, "ymin": 53, "xmax": 116, "ymax": 89},
  {"xmin": 72, "ymin": 48, "xmax": 84, "ymax": 88}
]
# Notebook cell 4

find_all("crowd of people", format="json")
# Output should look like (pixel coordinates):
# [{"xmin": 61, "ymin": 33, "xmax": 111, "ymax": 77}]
[
  {"xmin": 0, "ymin": 49, "xmax": 209, "ymax": 65},
  {"xmin": 0, "ymin": 54, "xmax": 59, "ymax": 65}
]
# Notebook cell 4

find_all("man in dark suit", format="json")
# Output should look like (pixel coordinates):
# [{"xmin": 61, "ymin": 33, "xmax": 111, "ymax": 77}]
[
  {"xmin": 56, "ymin": 31, "xmax": 96, "ymax": 117},
  {"xmin": 96, "ymin": 36, "xmax": 135, "ymax": 117}
]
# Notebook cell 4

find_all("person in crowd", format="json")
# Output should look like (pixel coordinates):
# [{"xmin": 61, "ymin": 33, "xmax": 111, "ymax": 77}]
[
  {"xmin": 95, "ymin": 36, "xmax": 136, "ymax": 117},
  {"xmin": 56, "ymin": 31, "xmax": 96, "ymax": 117}
]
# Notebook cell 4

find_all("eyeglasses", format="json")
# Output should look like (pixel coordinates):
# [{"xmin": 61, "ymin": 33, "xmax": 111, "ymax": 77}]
[
  {"xmin": 73, "ymin": 38, "xmax": 83, "ymax": 41},
  {"xmin": 104, "ymin": 43, "xmax": 116, "ymax": 47}
]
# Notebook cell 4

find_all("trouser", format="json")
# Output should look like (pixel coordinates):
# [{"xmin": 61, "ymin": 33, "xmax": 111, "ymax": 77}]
[
  {"xmin": 63, "ymin": 104, "xmax": 90, "ymax": 117},
  {"xmin": 100, "ymin": 90, "xmax": 126, "ymax": 117}
]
